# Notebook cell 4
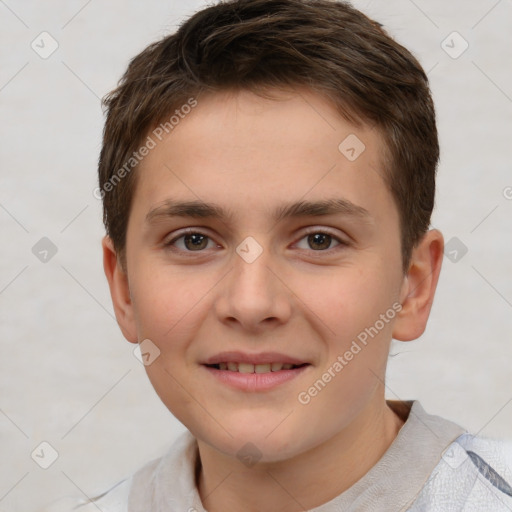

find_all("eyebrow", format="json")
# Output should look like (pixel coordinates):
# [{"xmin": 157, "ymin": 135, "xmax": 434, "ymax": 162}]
[{"xmin": 146, "ymin": 197, "xmax": 371, "ymax": 224}]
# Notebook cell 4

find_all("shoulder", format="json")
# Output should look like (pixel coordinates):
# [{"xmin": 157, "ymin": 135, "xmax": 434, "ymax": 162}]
[
  {"xmin": 40, "ymin": 430, "xmax": 198, "ymax": 512},
  {"xmin": 456, "ymin": 431, "xmax": 512, "ymax": 463},
  {"xmin": 40, "ymin": 478, "xmax": 131, "ymax": 512},
  {"xmin": 408, "ymin": 433, "xmax": 512, "ymax": 511},
  {"xmin": 455, "ymin": 433, "xmax": 512, "ymax": 495}
]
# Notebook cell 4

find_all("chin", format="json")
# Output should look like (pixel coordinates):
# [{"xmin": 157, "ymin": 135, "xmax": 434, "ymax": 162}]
[{"xmin": 196, "ymin": 419, "xmax": 301, "ymax": 461}]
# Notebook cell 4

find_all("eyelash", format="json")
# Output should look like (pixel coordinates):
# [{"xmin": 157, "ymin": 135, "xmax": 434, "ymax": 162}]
[{"xmin": 163, "ymin": 227, "xmax": 349, "ymax": 255}]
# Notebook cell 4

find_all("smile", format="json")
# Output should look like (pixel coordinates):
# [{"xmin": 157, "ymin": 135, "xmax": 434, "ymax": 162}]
[{"xmin": 202, "ymin": 363, "xmax": 311, "ymax": 392}]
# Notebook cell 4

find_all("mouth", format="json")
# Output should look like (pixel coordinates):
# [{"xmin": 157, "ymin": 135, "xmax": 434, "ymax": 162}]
[
  {"xmin": 201, "ymin": 359, "xmax": 311, "ymax": 392},
  {"xmin": 200, "ymin": 351, "xmax": 311, "ymax": 391},
  {"xmin": 204, "ymin": 362, "xmax": 310, "ymax": 373}
]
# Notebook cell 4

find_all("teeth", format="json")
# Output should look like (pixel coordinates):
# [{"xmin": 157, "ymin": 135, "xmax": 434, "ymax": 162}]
[
  {"xmin": 214, "ymin": 362, "xmax": 302, "ymax": 373},
  {"xmin": 238, "ymin": 363, "xmax": 254, "ymax": 374},
  {"xmin": 255, "ymin": 363, "xmax": 271, "ymax": 373}
]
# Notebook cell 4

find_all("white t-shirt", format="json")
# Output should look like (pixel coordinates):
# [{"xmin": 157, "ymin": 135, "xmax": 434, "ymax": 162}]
[{"xmin": 43, "ymin": 401, "xmax": 512, "ymax": 511}]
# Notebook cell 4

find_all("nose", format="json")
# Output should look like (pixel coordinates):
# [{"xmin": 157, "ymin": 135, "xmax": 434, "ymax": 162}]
[{"xmin": 213, "ymin": 242, "xmax": 292, "ymax": 333}]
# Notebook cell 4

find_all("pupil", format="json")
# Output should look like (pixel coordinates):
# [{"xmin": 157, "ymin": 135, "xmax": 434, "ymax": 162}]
[
  {"xmin": 308, "ymin": 233, "xmax": 331, "ymax": 250},
  {"xmin": 185, "ymin": 234, "xmax": 207, "ymax": 250}
]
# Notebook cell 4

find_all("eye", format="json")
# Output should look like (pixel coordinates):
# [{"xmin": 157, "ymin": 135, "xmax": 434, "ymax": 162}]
[
  {"xmin": 164, "ymin": 230, "xmax": 218, "ymax": 252},
  {"xmin": 294, "ymin": 230, "xmax": 346, "ymax": 252},
  {"xmin": 163, "ymin": 228, "xmax": 348, "ymax": 255}
]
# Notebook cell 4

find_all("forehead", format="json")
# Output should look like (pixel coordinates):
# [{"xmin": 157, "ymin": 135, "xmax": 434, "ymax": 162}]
[{"xmin": 132, "ymin": 87, "xmax": 396, "ymax": 227}]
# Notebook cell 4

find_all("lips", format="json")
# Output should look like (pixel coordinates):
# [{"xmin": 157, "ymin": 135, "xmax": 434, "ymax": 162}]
[
  {"xmin": 201, "ymin": 351, "xmax": 311, "ymax": 390},
  {"xmin": 202, "ymin": 357, "xmax": 311, "ymax": 392}
]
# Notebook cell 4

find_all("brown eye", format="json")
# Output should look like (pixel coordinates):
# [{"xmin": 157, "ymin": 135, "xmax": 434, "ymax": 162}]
[
  {"xmin": 294, "ymin": 230, "xmax": 346, "ymax": 253},
  {"xmin": 307, "ymin": 233, "xmax": 333, "ymax": 250},
  {"xmin": 183, "ymin": 233, "xmax": 209, "ymax": 251},
  {"xmin": 165, "ymin": 231, "xmax": 216, "ymax": 252}
]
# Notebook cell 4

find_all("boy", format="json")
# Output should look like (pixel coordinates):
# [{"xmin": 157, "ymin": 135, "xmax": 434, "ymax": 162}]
[{"xmin": 56, "ymin": 0, "xmax": 512, "ymax": 510}]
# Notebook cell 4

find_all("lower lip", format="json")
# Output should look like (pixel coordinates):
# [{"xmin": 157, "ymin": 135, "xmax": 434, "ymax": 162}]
[{"xmin": 202, "ymin": 364, "xmax": 311, "ymax": 392}]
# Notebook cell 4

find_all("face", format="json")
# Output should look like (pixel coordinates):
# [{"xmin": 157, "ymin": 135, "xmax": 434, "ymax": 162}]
[{"xmin": 104, "ymin": 87, "xmax": 438, "ymax": 464}]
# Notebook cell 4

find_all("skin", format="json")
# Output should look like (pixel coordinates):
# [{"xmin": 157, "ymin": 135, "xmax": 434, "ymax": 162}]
[{"xmin": 103, "ymin": 87, "xmax": 444, "ymax": 512}]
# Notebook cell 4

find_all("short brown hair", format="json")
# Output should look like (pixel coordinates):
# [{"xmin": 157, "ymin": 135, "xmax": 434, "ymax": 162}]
[{"xmin": 98, "ymin": 0, "xmax": 439, "ymax": 269}]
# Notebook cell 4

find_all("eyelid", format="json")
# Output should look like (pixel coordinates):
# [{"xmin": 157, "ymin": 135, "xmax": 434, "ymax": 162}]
[
  {"xmin": 164, "ymin": 227, "xmax": 208, "ymax": 241},
  {"xmin": 299, "ymin": 225, "xmax": 345, "ymax": 236}
]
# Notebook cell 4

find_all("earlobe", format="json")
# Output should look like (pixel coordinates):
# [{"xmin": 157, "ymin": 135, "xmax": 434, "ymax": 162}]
[
  {"xmin": 392, "ymin": 229, "xmax": 444, "ymax": 341},
  {"xmin": 102, "ymin": 236, "xmax": 138, "ymax": 343}
]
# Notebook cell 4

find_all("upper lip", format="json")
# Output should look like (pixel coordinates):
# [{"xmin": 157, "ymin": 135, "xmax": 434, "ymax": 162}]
[{"xmin": 202, "ymin": 351, "xmax": 309, "ymax": 365}]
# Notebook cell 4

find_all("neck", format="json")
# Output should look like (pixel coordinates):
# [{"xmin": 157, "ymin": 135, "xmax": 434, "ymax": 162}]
[{"xmin": 196, "ymin": 399, "xmax": 405, "ymax": 512}]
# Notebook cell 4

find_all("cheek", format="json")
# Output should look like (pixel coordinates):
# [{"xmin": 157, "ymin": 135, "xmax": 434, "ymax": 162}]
[
  {"xmin": 304, "ymin": 265, "xmax": 396, "ymax": 335},
  {"xmin": 297, "ymin": 264, "xmax": 399, "ymax": 388},
  {"xmin": 129, "ymin": 265, "xmax": 216, "ymax": 349},
  {"xmin": 130, "ymin": 271, "xmax": 181, "ymax": 337}
]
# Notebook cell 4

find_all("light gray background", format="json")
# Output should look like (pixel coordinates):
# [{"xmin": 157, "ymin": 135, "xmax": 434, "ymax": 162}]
[{"xmin": 1, "ymin": 1, "xmax": 511, "ymax": 510}]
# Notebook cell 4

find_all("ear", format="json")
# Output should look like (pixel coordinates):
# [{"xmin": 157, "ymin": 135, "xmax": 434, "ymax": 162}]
[
  {"xmin": 102, "ymin": 236, "xmax": 138, "ymax": 344},
  {"xmin": 392, "ymin": 229, "xmax": 444, "ymax": 341}
]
